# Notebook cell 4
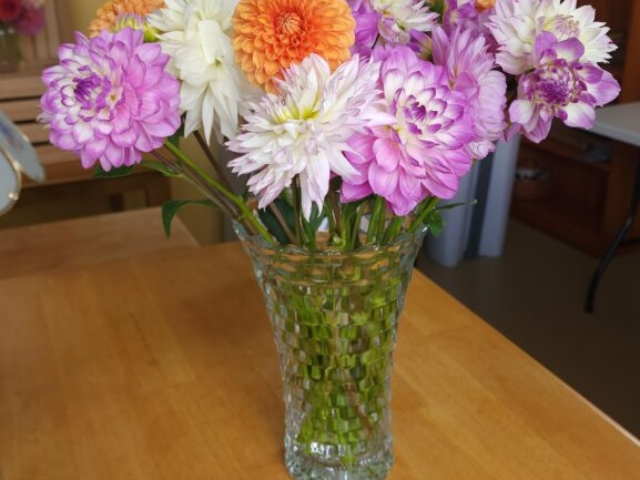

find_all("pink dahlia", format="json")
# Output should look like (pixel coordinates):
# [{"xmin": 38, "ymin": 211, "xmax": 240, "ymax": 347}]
[
  {"xmin": 39, "ymin": 28, "xmax": 181, "ymax": 171},
  {"xmin": 15, "ymin": 6, "xmax": 45, "ymax": 35},
  {"xmin": 443, "ymin": 0, "xmax": 496, "ymax": 50},
  {"xmin": 349, "ymin": 0, "xmax": 438, "ymax": 51},
  {"xmin": 431, "ymin": 25, "xmax": 506, "ymax": 159},
  {"xmin": 341, "ymin": 45, "xmax": 474, "ymax": 215},
  {"xmin": 509, "ymin": 32, "xmax": 620, "ymax": 143},
  {"xmin": 0, "ymin": 0, "xmax": 22, "ymax": 22}
]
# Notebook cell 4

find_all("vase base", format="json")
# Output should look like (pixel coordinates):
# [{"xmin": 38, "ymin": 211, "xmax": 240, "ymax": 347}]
[{"xmin": 285, "ymin": 450, "xmax": 393, "ymax": 480}]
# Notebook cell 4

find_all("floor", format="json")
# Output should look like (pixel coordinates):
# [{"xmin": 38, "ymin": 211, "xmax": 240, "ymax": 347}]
[{"xmin": 417, "ymin": 219, "xmax": 640, "ymax": 439}]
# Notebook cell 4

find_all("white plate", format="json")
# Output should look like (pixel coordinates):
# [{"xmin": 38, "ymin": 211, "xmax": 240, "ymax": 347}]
[
  {"xmin": 0, "ymin": 110, "xmax": 45, "ymax": 183},
  {"xmin": 0, "ymin": 151, "xmax": 21, "ymax": 215}
]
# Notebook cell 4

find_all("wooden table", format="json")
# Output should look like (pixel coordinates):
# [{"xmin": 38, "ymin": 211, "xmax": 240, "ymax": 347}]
[
  {"xmin": 0, "ymin": 207, "xmax": 197, "ymax": 280},
  {"xmin": 1, "ymin": 242, "xmax": 639, "ymax": 480}
]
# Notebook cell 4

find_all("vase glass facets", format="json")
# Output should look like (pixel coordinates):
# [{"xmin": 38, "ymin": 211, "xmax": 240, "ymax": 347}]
[{"xmin": 235, "ymin": 223, "xmax": 427, "ymax": 480}]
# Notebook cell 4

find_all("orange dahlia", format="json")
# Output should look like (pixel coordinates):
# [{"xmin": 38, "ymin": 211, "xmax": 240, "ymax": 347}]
[
  {"xmin": 88, "ymin": 0, "xmax": 165, "ymax": 37},
  {"xmin": 476, "ymin": 0, "xmax": 496, "ymax": 11},
  {"xmin": 233, "ymin": 0, "xmax": 356, "ymax": 93}
]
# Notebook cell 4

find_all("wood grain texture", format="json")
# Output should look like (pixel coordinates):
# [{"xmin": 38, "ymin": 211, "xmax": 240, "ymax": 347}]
[
  {"xmin": 0, "ymin": 208, "xmax": 197, "ymax": 280},
  {"xmin": 1, "ymin": 242, "xmax": 638, "ymax": 480}
]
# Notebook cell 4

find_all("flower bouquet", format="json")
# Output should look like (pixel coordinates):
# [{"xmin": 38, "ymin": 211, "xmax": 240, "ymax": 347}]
[
  {"xmin": 38, "ymin": 0, "xmax": 620, "ymax": 479},
  {"xmin": 0, "ymin": 0, "xmax": 47, "ymax": 71}
]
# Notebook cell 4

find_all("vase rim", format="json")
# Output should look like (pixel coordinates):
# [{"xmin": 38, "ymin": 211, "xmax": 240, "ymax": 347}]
[{"xmin": 232, "ymin": 219, "xmax": 428, "ymax": 258}]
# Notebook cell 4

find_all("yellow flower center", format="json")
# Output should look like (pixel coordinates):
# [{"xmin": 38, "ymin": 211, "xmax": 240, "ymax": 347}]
[{"xmin": 277, "ymin": 11, "xmax": 302, "ymax": 35}]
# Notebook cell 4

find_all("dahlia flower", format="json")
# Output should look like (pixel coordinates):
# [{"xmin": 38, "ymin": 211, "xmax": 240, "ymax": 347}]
[
  {"xmin": 233, "ymin": 0, "xmax": 356, "ymax": 93},
  {"xmin": 341, "ymin": 46, "xmax": 474, "ymax": 215},
  {"xmin": 488, "ymin": 0, "xmax": 616, "ymax": 75},
  {"xmin": 431, "ymin": 26, "xmax": 506, "ymax": 159},
  {"xmin": 113, "ymin": 14, "xmax": 157, "ymax": 42},
  {"xmin": 39, "ymin": 28, "xmax": 181, "ymax": 171},
  {"xmin": 0, "ymin": 0, "xmax": 22, "ymax": 22},
  {"xmin": 15, "ymin": 4, "xmax": 45, "ymax": 35},
  {"xmin": 350, "ymin": 0, "xmax": 439, "ymax": 49},
  {"xmin": 21, "ymin": 0, "xmax": 46, "ymax": 8},
  {"xmin": 148, "ymin": 0, "xmax": 255, "ymax": 143},
  {"xmin": 509, "ymin": 32, "xmax": 620, "ymax": 143},
  {"xmin": 227, "ymin": 54, "xmax": 382, "ymax": 219},
  {"xmin": 88, "ymin": 0, "xmax": 165, "ymax": 38},
  {"xmin": 443, "ymin": 0, "xmax": 495, "ymax": 48}
]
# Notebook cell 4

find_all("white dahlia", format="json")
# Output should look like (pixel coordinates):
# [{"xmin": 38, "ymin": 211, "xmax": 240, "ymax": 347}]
[
  {"xmin": 489, "ymin": 0, "xmax": 616, "ymax": 75},
  {"xmin": 227, "ymin": 54, "xmax": 383, "ymax": 219},
  {"xmin": 148, "ymin": 0, "xmax": 256, "ymax": 143},
  {"xmin": 372, "ymin": 0, "xmax": 440, "ymax": 45}
]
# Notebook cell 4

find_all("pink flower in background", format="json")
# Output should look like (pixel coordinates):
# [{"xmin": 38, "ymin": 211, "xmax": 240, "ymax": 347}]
[
  {"xmin": 488, "ymin": 0, "xmax": 616, "ymax": 75},
  {"xmin": 443, "ymin": 0, "xmax": 496, "ymax": 50},
  {"xmin": 509, "ymin": 32, "xmax": 620, "ymax": 143},
  {"xmin": 14, "ymin": 4, "xmax": 44, "ymax": 35},
  {"xmin": 39, "ymin": 28, "xmax": 181, "ymax": 171},
  {"xmin": 0, "ymin": 0, "xmax": 22, "ymax": 22},
  {"xmin": 431, "ymin": 26, "xmax": 506, "ymax": 159},
  {"xmin": 341, "ymin": 46, "xmax": 474, "ymax": 215},
  {"xmin": 349, "ymin": 0, "xmax": 439, "ymax": 50},
  {"xmin": 21, "ymin": 0, "xmax": 46, "ymax": 8}
]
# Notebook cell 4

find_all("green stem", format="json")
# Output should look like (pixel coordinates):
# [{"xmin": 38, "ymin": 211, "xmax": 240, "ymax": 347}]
[
  {"xmin": 409, "ymin": 197, "xmax": 439, "ymax": 233},
  {"xmin": 366, "ymin": 197, "xmax": 384, "ymax": 244},
  {"xmin": 151, "ymin": 149, "xmax": 182, "ymax": 175},
  {"xmin": 350, "ymin": 202, "xmax": 367, "ymax": 250},
  {"xmin": 341, "ymin": 202, "xmax": 352, "ymax": 250},
  {"xmin": 329, "ymin": 190, "xmax": 343, "ymax": 238},
  {"xmin": 303, "ymin": 217, "xmax": 317, "ymax": 251},
  {"xmin": 152, "ymin": 150, "xmax": 233, "ymax": 214},
  {"xmin": 376, "ymin": 199, "xmax": 386, "ymax": 243},
  {"xmin": 193, "ymin": 130, "xmax": 234, "ymax": 192},
  {"xmin": 324, "ymin": 202, "xmax": 338, "ymax": 244},
  {"xmin": 269, "ymin": 203, "xmax": 297, "ymax": 244},
  {"xmin": 164, "ymin": 140, "xmax": 275, "ymax": 244},
  {"xmin": 291, "ymin": 178, "xmax": 304, "ymax": 246},
  {"xmin": 382, "ymin": 216, "xmax": 404, "ymax": 245}
]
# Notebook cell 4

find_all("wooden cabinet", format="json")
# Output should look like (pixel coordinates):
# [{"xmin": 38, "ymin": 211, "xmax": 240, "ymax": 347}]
[
  {"xmin": 0, "ymin": 0, "xmax": 171, "ymax": 215},
  {"xmin": 510, "ymin": 0, "xmax": 640, "ymax": 257}
]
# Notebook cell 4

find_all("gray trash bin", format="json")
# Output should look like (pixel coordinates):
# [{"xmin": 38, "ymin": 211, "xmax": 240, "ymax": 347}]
[{"xmin": 427, "ymin": 135, "xmax": 521, "ymax": 267}]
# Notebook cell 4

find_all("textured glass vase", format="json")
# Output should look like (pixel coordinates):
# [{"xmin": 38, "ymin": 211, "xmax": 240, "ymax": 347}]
[
  {"xmin": 236, "ymin": 223, "xmax": 427, "ymax": 480},
  {"xmin": 0, "ymin": 24, "xmax": 20, "ymax": 73}
]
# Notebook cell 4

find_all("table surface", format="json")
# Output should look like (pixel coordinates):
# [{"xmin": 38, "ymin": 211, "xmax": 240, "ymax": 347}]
[
  {"xmin": 590, "ymin": 101, "xmax": 640, "ymax": 147},
  {"xmin": 0, "ymin": 207, "xmax": 197, "ymax": 280},
  {"xmin": 1, "ymin": 241, "xmax": 639, "ymax": 480}
]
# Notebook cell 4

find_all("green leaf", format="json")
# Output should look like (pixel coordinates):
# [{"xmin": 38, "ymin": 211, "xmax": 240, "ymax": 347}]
[
  {"xmin": 258, "ymin": 198, "xmax": 295, "ymax": 245},
  {"xmin": 306, "ymin": 203, "xmax": 324, "ymax": 235},
  {"xmin": 436, "ymin": 200, "xmax": 477, "ymax": 212},
  {"xmin": 140, "ymin": 159, "xmax": 181, "ymax": 177},
  {"xmin": 161, "ymin": 199, "xmax": 216, "ymax": 238},
  {"xmin": 428, "ymin": 0, "xmax": 446, "ymax": 19},
  {"xmin": 92, "ymin": 165, "xmax": 135, "ymax": 178},
  {"xmin": 423, "ymin": 209, "xmax": 445, "ymax": 237}
]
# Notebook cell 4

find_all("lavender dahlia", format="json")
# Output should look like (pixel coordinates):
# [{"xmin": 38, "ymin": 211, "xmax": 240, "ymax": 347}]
[
  {"xmin": 349, "ymin": 0, "xmax": 439, "ymax": 50},
  {"xmin": 488, "ymin": 0, "xmax": 616, "ymax": 76},
  {"xmin": 39, "ymin": 28, "xmax": 181, "ymax": 171},
  {"xmin": 341, "ymin": 45, "xmax": 474, "ymax": 216},
  {"xmin": 508, "ymin": 33, "xmax": 620, "ymax": 142},
  {"xmin": 431, "ymin": 25, "xmax": 506, "ymax": 159}
]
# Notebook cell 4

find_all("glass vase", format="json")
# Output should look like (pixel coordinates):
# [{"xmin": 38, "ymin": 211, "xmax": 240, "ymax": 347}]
[
  {"xmin": 0, "ymin": 23, "xmax": 21, "ymax": 73},
  {"xmin": 235, "ymin": 223, "xmax": 427, "ymax": 480}
]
